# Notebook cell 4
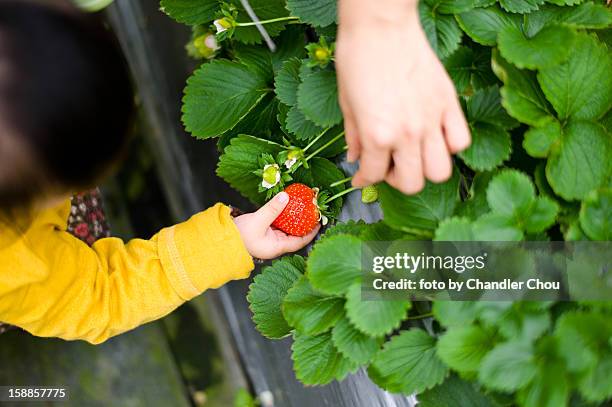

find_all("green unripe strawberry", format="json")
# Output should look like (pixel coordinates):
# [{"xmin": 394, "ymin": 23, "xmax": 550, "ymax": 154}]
[{"xmin": 361, "ymin": 185, "xmax": 378, "ymax": 204}]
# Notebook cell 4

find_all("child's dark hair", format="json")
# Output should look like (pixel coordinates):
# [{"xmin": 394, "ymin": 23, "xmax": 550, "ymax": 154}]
[{"xmin": 0, "ymin": 1, "xmax": 133, "ymax": 217}]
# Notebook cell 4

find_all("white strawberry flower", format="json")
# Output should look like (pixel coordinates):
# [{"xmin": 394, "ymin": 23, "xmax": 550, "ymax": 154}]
[
  {"xmin": 284, "ymin": 156, "xmax": 297, "ymax": 169},
  {"xmin": 261, "ymin": 164, "xmax": 281, "ymax": 189},
  {"xmin": 213, "ymin": 20, "xmax": 226, "ymax": 33},
  {"xmin": 214, "ymin": 18, "xmax": 232, "ymax": 34},
  {"xmin": 204, "ymin": 34, "xmax": 219, "ymax": 51},
  {"xmin": 284, "ymin": 148, "xmax": 303, "ymax": 170}
]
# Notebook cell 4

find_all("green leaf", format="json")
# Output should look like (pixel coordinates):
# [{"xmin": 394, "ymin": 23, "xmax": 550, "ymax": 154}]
[
  {"xmin": 602, "ymin": 108, "xmax": 612, "ymax": 130},
  {"xmin": 578, "ymin": 355, "xmax": 612, "ymax": 403},
  {"xmin": 478, "ymin": 303, "xmax": 551, "ymax": 341},
  {"xmin": 524, "ymin": 197, "xmax": 558, "ymax": 233},
  {"xmin": 320, "ymin": 220, "xmax": 369, "ymax": 240},
  {"xmin": 580, "ymin": 189, "xmax": 612, "ymax": 240},
  {"xmin": 523, "ymin": 120, "xmax": 561, "ymax": 158},
  {"xmin": 220, "ymin": 93, "xmax": 281, "ymax": 148},
  {"xmin": 499, "ymin": 0, "xmax": 545, "ymax": 14},
  {"xmin": 457, "ymin": 5, "xmax": 522, "ymax": 46},
  {"xmin": 233, "ymin": 45, "xmax": 275, "ymax": 82},
  {"xmin": 546, "ymin": 0, "xmax": 584, "ymax": 5},
  {"xmin": 291, "ymin": 331, "xmax": 357, "ymax": 385},
  {"xmin": 478, "ymin": 170, "xmax": 559, "ymax": 233},
  {"xmin": 331, "ymin": 318, "xmax": 382, "ymax": 365},
  {"xmin": 455, "ymin": 172, "xmax": 494, "ymax": 220},
  {"xmin": 345, "ymin": 284, "xmax": 411, "ymax": 337},
  {"xmin": 538, "ymin": 33, "xmax": 612, "ymax": 121},
  {"xmin": 546, "ymin": 121, "xmax": 611, "ymax": 201},
  {"xmin": 368, "ymin": 329, "xmax": 449, "ymax": 394},
  {"xmin": 498, "ymin": 24, "xmax": 575, "ymax": 70},
  {"xmin": 274, "ymin": 57, "xmax": 301, "ymax": 107},
  {"xmin": 437, "ymin": 325, "xmax": 497, "ymax": 374},
  {"xmin": 419, "ymin": 0, "xmax": 463, "ymax": 58},
  {"xmin": 492, "ymin": 50, "xmax": 554, "ymax": 126},
  {"xmin": 268, "ymin": 25, "xmax": 308, "ymax": 71},
  {"xmin": 230, "ymin": 0, "xmax": 290, "ymax": 44},
  {"xmin": 472, "ymin": 213, "xmax": 524, "ymax": 240},
  {"xmin": 432, "ymin": 301, "xmax": 479, "ymax": 327},
  {"xmin": 487, "ymin": 170, "xmax": 536, "ymax": 217},
  {"xmin": 434, "ymin": 217, "xmax": 475, "ymax": 241},
  {"xmin": 160, "ymin": 0, "xmax": 219, "ymax": 25},
  {"xmin": 286, "ymin": 0, "xmax": 337, "ymax": 27},
  {"xmin": 436, "ymin": 0, "xmax": 497, "ymax": 14},
  {"xmin": 308, "ymin": 235, "xmax": 362, "ymax": 295},
  {"xmin": 460, "ymin": 122, "xmax": 511, "ymax": 171},
  {"xmin": 466, "ymin": 86, "xmax": 519, "ymax": 130},
  {"xmin": 216, "ymin": 135, "xmax": 285, "ymax": 204},
  {"xmin": 418, "ymin": 374, "xmax": 499, "ymax": 407},
  {"xmin": 247, "ymin": 256, "xmax": 305, "ymax": 339},
  {"xmin": 183, "ymin": 60, "xmax": 270, "ymax": 138},
  {"xmin": 554, "ymin": 311, "xmax": 612, "ymax": 374},
  {"xmin": 285, "ymin": 105, "xmax": 325, "ymax": 140},
  {"xmin": 517, "ymin": 354, "xmax": 570, "ymax": 407},
  {"xmin": 359, "ymin": 221, "xmax": 407, "ymax": 241},
  {"xmin": 297, "ymin": 70, "xmax": 342, "ymax": 127},
  {"xmin": 444, "ymin": 46, "xmax": 498, "ymax": 95},
  {"xmin": 235, "ymin": 26, "xmax": 307, "ymax": 76},
  {"xmin": 282, "ymin": 276, "xmax": 345, "ymax": 336},
  {"xmin": 545, "ymin": 2, "xmax": 612, "ymax": 30},
  {"xmin": 478, "ymin": 340, "xmax": 537, "ymax": 391},
  {"xmin": 379, "ymin": 170, "xmax": 460, "ymax": 232}
]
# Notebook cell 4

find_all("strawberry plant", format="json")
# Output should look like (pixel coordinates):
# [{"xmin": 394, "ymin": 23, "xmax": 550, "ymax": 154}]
[{"xmin": 161, "ymin": 0, "xmax": 612, "ymax": 405}]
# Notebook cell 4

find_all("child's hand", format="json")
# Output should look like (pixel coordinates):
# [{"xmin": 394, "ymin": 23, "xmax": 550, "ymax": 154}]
[
  {"xmin": 233, "ymin": 192, "xmax": 321, "ymax": 260},
  {"xmin": 336, "ymin": 0, "xmax": 471, "ymax": 195}
]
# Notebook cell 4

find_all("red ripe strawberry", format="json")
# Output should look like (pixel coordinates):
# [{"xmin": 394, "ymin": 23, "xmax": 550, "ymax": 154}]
[{"xmin": 272, "ymin": 183, "xmax": 321, "ymax": 237}]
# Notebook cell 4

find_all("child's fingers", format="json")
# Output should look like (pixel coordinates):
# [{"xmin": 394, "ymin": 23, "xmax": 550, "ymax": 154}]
[
  {"xmin": 422, "ymin": 130, "xmax": 452, "ymax": 183},
  {"xmin": 254, "ymin": 192, "xmax": 289, "ymax": 228},
  {"xmin": 443, "ymin": 100, "xmax": 471, "ymax": 153},
  {"xmin": 279, "ymin": 225, "xmax": 321, "ymax": 253}
]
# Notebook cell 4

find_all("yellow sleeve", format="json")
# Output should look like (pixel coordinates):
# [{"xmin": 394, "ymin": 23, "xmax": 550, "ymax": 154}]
[{"xmin": 0, "ymin": 200, "xmax": 254, "ymax": 344}]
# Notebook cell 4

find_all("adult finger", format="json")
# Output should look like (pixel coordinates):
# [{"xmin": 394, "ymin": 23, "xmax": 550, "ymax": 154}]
[
  {"xmin": 253, "ymin": 192, "xmax": 289, "ymax": 228},
  {"xmin": 352, "ymin": 145, "xmax": 392, "ymax": 187},
  {"xmin": 386, "ymin": 138, "xmax": 424, "ymax": 194},
  {"xmin": 422, "ymin": 129, "xmax": 453, "ymax": 183},
  {"xmin": 443, "ymin": 100, "xmax": 471, "ymax": 153},
  {"xmin": 344, "ymin": 114, "xmax": 362, "ymax": 163}
]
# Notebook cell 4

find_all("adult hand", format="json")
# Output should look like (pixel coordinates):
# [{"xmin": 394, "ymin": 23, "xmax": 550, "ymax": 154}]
[
  {"xmin": 336, "ymin": 0, "xmax": 471, "ymax": 194},
  {"xmin": 233, "ymin": 192, "xmax": 320, "ymax": 259}
]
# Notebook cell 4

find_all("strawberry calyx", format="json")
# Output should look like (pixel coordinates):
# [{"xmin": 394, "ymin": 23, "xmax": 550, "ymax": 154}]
[
  {"xmin": 306, "ymin": 37, "xmax": 335, "ymax": 68},
  {"xmin": 312, "ymin": 188, "xmax": 332, "ymax": 226}
]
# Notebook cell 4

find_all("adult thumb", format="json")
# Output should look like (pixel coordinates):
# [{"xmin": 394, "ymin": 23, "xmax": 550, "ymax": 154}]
[{"xmin": 255, "ymin": 192, "xmax": 289, "ymax": 227}]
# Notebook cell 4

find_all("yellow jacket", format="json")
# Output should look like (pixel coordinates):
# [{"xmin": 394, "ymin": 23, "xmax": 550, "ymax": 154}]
[{"xmin": 0, "ymin": 200, "xmax": 254, "ymax": 344}]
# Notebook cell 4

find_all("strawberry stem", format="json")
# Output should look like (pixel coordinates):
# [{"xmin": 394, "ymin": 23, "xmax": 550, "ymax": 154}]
[
  {"xmin": 330, "ymin": 176, "xmax": 353, "ymax": 188},
  {"xmin": 303, "ymin": 127, "xmax": 332, "ymax": 153},
  {"xmin": 236, "ymin": 16, "xmax": 300, "ymax": 27},
  {"xmin": 326, "ymin": 186, "xmax": 358, "ymax": 202},
  {"xmin": 405, "ymin": 312, "xmax": 433, "ymax": 320},
  {"xmin": 305, "ymin": 131, "xmax": 345, "ymax": 161}
]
